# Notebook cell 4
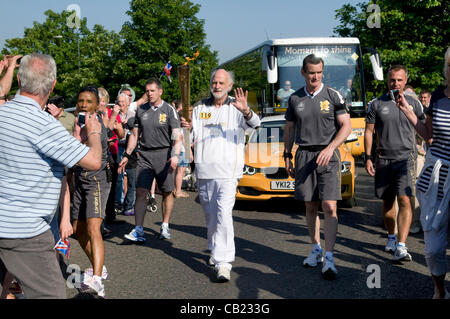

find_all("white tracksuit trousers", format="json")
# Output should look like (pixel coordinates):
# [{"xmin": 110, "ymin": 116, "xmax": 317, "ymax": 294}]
[{"xmin": 198, "ymin": 178, "xmax": 238, "ymax": 270}]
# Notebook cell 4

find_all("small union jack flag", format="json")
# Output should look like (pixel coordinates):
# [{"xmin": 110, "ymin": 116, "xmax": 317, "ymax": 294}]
[
  {"xmin": 162, "ymin": 61, "xmax": 173, "ymax": 82},
  {"xmin": 54, "ymin": 239, "xmax": 71, "ymax": 259}
]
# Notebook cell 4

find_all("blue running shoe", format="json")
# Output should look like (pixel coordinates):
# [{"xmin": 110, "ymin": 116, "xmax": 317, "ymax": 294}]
[{"xmin": 124, "ymin": 228, "xmax": 146, "ymax": 242}]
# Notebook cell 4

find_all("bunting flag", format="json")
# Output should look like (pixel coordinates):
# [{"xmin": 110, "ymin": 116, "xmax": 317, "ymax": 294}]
[
  {"xmin": 54, "ymin": 238, "xmax": 71, "ymax": 259},
  {"xmin": 183, "ymin": 50, "xmax": 200, "ymax": 66},
  {"xmin": 162, "ymin": 61, "xmax": 173, "ymax": 82}
]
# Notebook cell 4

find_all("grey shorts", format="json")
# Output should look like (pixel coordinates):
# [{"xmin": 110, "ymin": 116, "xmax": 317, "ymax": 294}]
[
  {"xmin": 72, "ymin": 169, "xmax": 111, "ymax": 221},
  {"xmin": 136, "ymin": 148, "xmax": 175, "ymax": 193},
  {"xmin": 294, "ymin": 149, "xmax": 341, "ymax": 202},
  {"xmin": 375, "ymin": 156, "xmax": 416, "ymax": 200}
]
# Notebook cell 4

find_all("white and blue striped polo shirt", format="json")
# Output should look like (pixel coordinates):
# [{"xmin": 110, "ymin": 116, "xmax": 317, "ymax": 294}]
[{"xmin": 0, "ymin": 95, "xmax": 89, "ymax": 239}]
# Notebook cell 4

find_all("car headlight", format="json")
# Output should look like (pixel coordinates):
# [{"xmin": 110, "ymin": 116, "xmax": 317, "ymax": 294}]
[
  {"xmin": 341, "ymin": 161, "xmax": 351, "ymax": 173},
  {"xmin": 243, "ymin": 165, "xmax": 260, "ymax": 175}
]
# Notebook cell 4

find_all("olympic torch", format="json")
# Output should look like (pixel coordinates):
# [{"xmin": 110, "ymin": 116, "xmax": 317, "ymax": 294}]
[{"xmin": 178, "ymin": 64, "xmax": 191, "ymax": 164}]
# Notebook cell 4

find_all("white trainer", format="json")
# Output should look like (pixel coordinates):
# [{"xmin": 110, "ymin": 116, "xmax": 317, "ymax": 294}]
[
  {"xmin": 80, "ymin": 274, "xmax": 105, "ymax": 298},
  {"xmin": 303, "ymin": 248, "xmax": 323, "ymax": 267},
  {"xmin": 216, "ymin": 266, "xmax": 231, "ymax": 282},
  {"xmin": 393, "ymin": 245, "xmax": 412, "ymax": 261},
  {"xmin": 321, "ymin": 256, "xmax": 338, "ymax": 280}
]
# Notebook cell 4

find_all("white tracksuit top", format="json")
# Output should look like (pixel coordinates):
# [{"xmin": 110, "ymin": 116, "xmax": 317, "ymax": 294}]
[{"xmin": 191, "ymin": 96, "xmax": 261, "ymax": 180}]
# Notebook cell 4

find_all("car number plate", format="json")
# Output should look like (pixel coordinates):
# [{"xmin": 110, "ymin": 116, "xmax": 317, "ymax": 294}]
[{"xmin": 270, "ymin": 180, "xmax": 295, "ymax": 190}]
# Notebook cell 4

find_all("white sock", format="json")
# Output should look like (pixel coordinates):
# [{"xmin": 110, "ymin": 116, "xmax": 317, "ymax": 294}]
[
  {"xmin": 313, "ymin": 243, "xmax": 322, "ymax": 251},
  {"xmin": 162, "ymin": 222, "xmax": 169, "ymax": 229},
  {"xmin": 151, "ymin": 194, "xmax": 155, "ymax": 198},
  {"xmin": 397, "ymin": 242, "xmax": 406, "ymax": 247}
]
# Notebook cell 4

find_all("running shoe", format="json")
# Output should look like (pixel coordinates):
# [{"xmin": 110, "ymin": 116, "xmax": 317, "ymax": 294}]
[
  {"xmin": 159, "ymin": 225, "xmax": 171, "ymax": 240},
  {"xmin": 216, "ymin": 266, "xmax": 231, "ymax": 282},
  {"xmin": 385, "ymin": 237, "xmax": 397, "ymax": 253},
  {"xmin": 80, "ymin": 274, "xmax": 105, "ymax": 298},
  {"xmin": 84, "ymin": 265, "xmax": 109, "ymax": 280},
  {"xmin": 303, "ymin": 247, "xmax": 323, "ymax": 267},
  {"xmin": 124, "ymin": 228, "xmax": 146, "ymax": 242},
  {"xmin": 124, "ymin": 209, "xmax": 135, "ymax": 216},
  {"xmin": 321, "ymin": 255, "xmax": 338, "ymax": 280},
  {"xmin": 208, "ymin": 257, "xmax": 215, "ymax": 267},
  {"xmin": 393, "ymin": 245, "xmax": 412, "ymax": 262}
]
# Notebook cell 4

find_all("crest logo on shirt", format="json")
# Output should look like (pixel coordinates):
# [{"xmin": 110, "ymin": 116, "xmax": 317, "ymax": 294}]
[
  {"xmin": 159, "ymin": 113, "xmax": 167, "ymax": 124},
  {"xmin": 200, "ymin": 112, "xmax": 212, "ymax": 120},
  {"xmin": 298, "ymin": 102, "xmax": 305, "ymax": 112},
  {"xmin": 320, "ymin": 100, "xmax": 330, "ymax": 114},
  {"xmin": 381, "ymin": 107, "xmax": 390, "ymax": 115}
]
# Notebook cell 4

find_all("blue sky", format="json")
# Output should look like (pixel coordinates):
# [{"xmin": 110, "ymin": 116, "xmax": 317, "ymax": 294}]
[{"xmin": 0, "ymin": 0, "xmax": 361, "ymax": 63}]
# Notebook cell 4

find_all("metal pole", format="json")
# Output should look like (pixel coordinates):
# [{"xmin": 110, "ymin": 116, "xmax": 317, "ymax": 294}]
[{"xmin": 77, "ymin": 33, "xmax": 80, "ymax": 71}]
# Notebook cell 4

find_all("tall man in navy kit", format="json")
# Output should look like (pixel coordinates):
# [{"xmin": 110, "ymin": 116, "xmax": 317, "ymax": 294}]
[
  {"xmin": 364, "ymin": 65, "xmax": 425, "ymax": 261},
  {"xmin": 284, "ymin": 54, "xmax": 351, "ymax": 280},
  {"xmin": 119, "ymin": 78, "xmax": 182, "ymax": 242}
]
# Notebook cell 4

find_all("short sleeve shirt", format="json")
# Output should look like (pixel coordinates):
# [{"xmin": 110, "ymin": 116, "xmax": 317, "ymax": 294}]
[
  {"xmin": 134, "ymin": 101, "xmax": 180, "ymax": 149},
  {"xmin": 285, "ymin": 84, "xmax": 348, "ymax": 146},
  {"xmin": 366, "ymin": 93, "xmax": 425, "ymax": 160}
]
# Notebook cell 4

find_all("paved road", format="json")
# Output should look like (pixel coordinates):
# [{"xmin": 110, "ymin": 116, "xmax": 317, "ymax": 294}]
[{"xmin": 64, "ymin": 160, "xmax": 448, "ymax": 300}]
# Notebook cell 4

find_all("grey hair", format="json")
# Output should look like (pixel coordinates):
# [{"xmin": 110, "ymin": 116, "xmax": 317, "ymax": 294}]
[
  {"xmin": 117, "ymin": 92, "xmax": 129, "ymax": 100},
  {"xmin": 18, "ymin": 53, "xmax": 57, "ymax": 97},
  {"xmin": 210, "ymin": 69, "xmax": 235, "ymax": 87},
  {"xmin": 444, "ymin": 46, "xmax": 450, "ymax": 86}
]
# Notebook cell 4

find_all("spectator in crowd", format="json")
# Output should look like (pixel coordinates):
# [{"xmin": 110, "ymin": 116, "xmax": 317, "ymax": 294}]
[
  {"xmin": 71, "ymin": 85, "xmax": 111, "ymax": 298},
  {"xmin": 396, "ymin": 47, "xmax": 450, "ymax": 299},
  {"xmin": 403, "ymin": 86, "xmax": 426, "ymax": 234},
  {"xmin": 102, "ymin": 92, "xmax": 125, "ymax": 226},
  {"xmin": 277, "ymin": 80, "xmax": 295, "ymax": 108},
  {"xmin": 184, "ymin": 69, "xmax": 261, "ymax": 282},
  {"xmin": 284, "ymin": 55, "xmax": 351, "ymax": 280},
  {"xmin": 118, "ymin": 84, "xmax": 148, "ymax": 114},
  {"xmin": 115, "ymin": 92, "xmax": 137, "ymax": 211},
  {"xmin": 122, "ymin": 117, "xmax": 139, "ymax": 216},
  {"xmin": 364, "ymin": 65, "xmax": 425, "ymax": 262},
  {"xmin": 172, "ymin": 99, "xmax": 192, "ymax": 198},
  {"xmin": 119, "ymin": 78, "xmax": 182, "ymax": 242},
  {"xmin": 0, "ymin": 53, "xmax": 102, "ymax": 299},
  {"xmin": 419, "ymin": 89, "xmax": 432, "ymax": 112}
]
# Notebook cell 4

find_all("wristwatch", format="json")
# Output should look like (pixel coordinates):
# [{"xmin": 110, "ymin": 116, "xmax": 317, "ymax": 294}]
[
  {"xmin": 364, "ymin": 153, "xmax": 373, "ymax": 162},
  {"xmin": 123, "ymin": 152, "xmax": 131, "ymax": 159},
  {"xmin": 283, "ymin": 151, "xmax": 293, "ymax": 160}
]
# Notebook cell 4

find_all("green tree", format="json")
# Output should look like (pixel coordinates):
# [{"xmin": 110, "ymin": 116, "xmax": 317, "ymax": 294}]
[
  {"xmin": 2, "ymin": 10, "xmax": 120, "ymax": 106},
  {"xmin": 115, "ymin": 0, "xmax": 218, "ymax": 104},
  {"xmin": 334, "ymin": 1, "xmax": 449, "ymax": 100}
]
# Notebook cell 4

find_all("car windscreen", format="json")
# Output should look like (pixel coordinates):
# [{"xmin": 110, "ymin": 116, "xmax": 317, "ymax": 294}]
[{"xmin": 249, "ymin": 120, "xmax": 285, "ymax": 143}]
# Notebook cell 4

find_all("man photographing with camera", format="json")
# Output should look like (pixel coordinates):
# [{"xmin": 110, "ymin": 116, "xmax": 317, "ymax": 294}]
[{"xmin": 364, "ymin": 65, "xmax": 425, "ymax": 262}]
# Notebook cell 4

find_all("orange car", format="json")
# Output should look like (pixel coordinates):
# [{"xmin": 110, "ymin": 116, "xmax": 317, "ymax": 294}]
[{"xmin": 237, "ymin": 115, "xmax": 356, "ymax": 206}]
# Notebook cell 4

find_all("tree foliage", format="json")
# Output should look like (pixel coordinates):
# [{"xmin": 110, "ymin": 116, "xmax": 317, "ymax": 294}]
[
  {"xmin": 334, "ymin": 0, "xmax": 449, "ymax": 100},
  {"xmin": 1, "ymin": 0, "xmax": 218, "ymax": 107}
]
